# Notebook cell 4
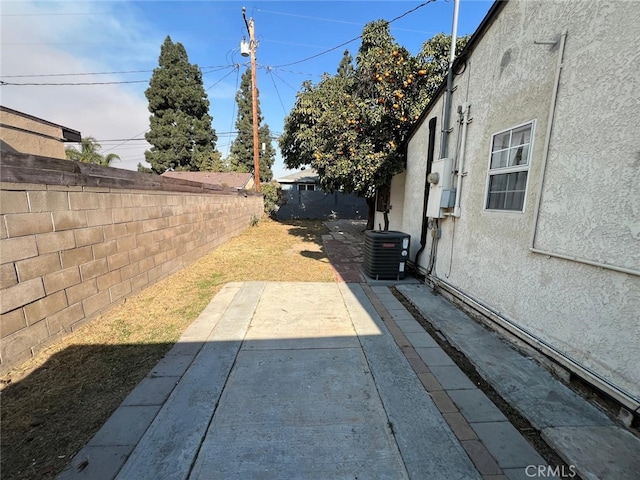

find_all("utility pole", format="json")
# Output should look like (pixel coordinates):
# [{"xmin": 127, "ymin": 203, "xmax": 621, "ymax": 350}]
[{"xmin": 242, "ymin": 7, "xmax": 260, "ymax": 192}]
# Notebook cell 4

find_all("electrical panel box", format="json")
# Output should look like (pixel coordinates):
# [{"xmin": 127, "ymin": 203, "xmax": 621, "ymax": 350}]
[{"xmin": 426, "ymin": 157, "xmax": 454, "ymax": 218}]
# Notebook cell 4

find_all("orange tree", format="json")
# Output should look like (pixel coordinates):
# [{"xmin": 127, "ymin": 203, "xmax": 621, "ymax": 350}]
[{"xmin": 280, "ymin": 21, "xmax": 466, "ymax": 229}]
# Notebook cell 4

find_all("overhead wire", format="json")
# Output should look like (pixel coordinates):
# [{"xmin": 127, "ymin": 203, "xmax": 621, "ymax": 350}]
[
  {"xmin": 272, "ymin": 0, "xmax": 436, "ymax": 68},
  {"xmin": 226, "ymin": 66, "xmax": 242, "ymax": 157},
  {"xmin": 1, "ymin": 65, "xmax": 234, "ymax": 80},
  {"xmin": 205, "ymin": 64, "xmax": 238, "ymax": 92},
  {"xmin": 269, "ymin": 69, "xmax": 297, "ymax": 91},
  {"xmin": 102, "ymin": 128, "xmax": 149, "ymax": 154},
  {"xmin": 2, "ymin": 69, "xmax": 154, "ymax": 78},
  {"xmin": 266, "ymin": 67, "xmax": 288, "ymax": 116},
  {"xmin": 256, "ymin": 8, "xmax": 436, "ymax": 35},
  {"xmin": 0, "ymin": 79, "xmax": 148, "ymax": 86}
]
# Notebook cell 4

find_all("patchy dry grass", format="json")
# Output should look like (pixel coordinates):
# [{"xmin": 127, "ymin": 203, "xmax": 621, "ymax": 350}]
[{"xmin": 0, "ymin": 218, "xmax": 334, "ymax": 479}]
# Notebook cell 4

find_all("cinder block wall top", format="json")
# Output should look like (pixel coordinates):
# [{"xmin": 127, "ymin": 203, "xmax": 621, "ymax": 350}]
[{"xmin": 0, "ymin": 153, "xmax": 263, "ymax": 373}]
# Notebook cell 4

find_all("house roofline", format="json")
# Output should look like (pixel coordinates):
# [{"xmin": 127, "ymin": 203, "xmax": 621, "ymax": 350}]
[
  {"xmin": 0, "ymin": 105, "xmax": 82, "ymax": 142},
  {"xmin": 404, "ymin": 0, "xmax": 508, "ymax": 148}
]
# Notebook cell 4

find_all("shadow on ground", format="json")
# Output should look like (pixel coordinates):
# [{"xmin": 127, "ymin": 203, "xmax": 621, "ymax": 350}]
[{"xmin": 1, "ymin": 342, "xmax": 174, "ymax": 480}]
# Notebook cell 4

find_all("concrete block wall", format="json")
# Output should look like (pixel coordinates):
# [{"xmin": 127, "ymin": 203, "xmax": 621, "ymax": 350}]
[{"xmin": 0, "ymin": 182, "xmax": 263, "ymax": 373}]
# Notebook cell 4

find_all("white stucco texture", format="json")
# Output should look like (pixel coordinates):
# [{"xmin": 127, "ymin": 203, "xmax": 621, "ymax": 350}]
[{"xmin": 399, "ymin": 0, "xmax": 640, "ymax": 402}]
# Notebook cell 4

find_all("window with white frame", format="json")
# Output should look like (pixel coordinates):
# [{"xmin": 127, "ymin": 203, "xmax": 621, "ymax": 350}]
[{"xmin": 485, "ymin": 121, "xmax": 534, "ymax": 212}]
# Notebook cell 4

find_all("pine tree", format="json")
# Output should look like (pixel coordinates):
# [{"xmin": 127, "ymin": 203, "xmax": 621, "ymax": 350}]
[
  {"xmin": 229, "ymin": 69, "xmax": 274, "ymax": 183},
  {"xmin": 144, "ymin": 36, "xmax": 219, "ymax": 173}
]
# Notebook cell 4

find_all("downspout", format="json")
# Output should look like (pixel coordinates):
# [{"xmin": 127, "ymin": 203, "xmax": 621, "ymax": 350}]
[
  {"xmin": 452, "ymin": 102, "xmax": 470, "ymax": 217},
  {"xmin": 528, "ymin": 31, "xmax": 639, "ymax": 277},
  {"xmin": 414, "ymin": 117, "xmax": 438, "ymax": 268},
  {"xmin": 439, "ymin": 0, "xmax": 460, "ymax": 160}
]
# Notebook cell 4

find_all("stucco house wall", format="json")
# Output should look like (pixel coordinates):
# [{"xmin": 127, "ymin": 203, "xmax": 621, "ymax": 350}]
[
  {"xmin": 374, "ymin": 171, "xmax": 406, "ymax": 232},
  {"xmin": 392, "ymin": 0, "xmax": 640, "ymax": 409}
]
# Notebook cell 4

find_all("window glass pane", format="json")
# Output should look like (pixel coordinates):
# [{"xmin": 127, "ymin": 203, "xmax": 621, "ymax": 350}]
[
  {"xmin": 515, "ymin": 171, "xmax": 528, "ymax": 190},
  {"xmin": 505, "ymin": 173, "xmax": 515, "ymax": 192},
  {"xmin": 489, "ymin": 174, "xmax": 507, "ymax": 192},
  {"xmin": 504, "ymin": 191, "xmax": 525, "ymax": 211},
  {"xmin": 487, "ymin": 192, "xmax": 505, "ymax": 209},
  {"xmin": 505, "ymin": 192, "xmax": 515, "ymax": 209},
  {"xmin": 513, "ymin": 191, "xmax": 525, "ymax": 209},
  {"xmin": 487, "ymin": 123, "xmax": 531, "ymax": 211},
  {"xmin": 509, "ymin": 144, "xmax": 529, "ymax": 166},
  {"xmin": 511, "ymin": 125, "xmax": 531, "ymax": 146},
  {"xmin": 491, "ymin": 150, "xmax": 508, "ymax": 169},
  {"xmin": 492, "ymin": 131, "xmax": 510, "ymax": 151},
  {"xmin": 487, "ymin": 173, "xmax": 527, "ymax": 211}
]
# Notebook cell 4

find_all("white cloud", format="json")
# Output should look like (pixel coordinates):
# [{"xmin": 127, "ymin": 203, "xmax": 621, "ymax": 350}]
[{"xmin": 0, "ymin": 0, "xmax": 157, "ymax": 171}]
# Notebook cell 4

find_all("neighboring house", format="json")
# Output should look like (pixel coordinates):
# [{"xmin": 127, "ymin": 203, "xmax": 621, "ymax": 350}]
[
  {"xmin": 275, "ymin": 169, "xmax": 367, "ymax": 220},
  {"xmin": 381, "ymin": 0, "xmax": 640, "ymax": 414},
  {"xmin": 0, "ymin": 105, "xmax": 81, "ymax": 160},
  {"xmin": 161, "ymin": 171, "xmax": 254, "ymax": 191},
  {"xmin": 276, "ymin": 168, "xmax": 320, "ymax": 191}
]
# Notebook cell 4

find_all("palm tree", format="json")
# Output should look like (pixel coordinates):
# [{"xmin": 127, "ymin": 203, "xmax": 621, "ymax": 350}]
[{"xmin": 65, "ymin": 136, "xmax": 120, "ymax": 166}]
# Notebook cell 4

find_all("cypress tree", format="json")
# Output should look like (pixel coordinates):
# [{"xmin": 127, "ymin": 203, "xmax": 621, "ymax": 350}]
[
  {"xmin": 229, "ymin": 69, "xmax": 274, "ymax": 182},
  {"xmin": 145, "ymin": 36, "xmax": 219, "ymax": 173},
  {"xmin": 337, "ymin": 49, "xmax": 354, "ymax": 78}
]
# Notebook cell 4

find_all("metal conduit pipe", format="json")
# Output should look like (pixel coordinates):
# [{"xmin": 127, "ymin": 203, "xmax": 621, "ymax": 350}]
[
  {"xmin": 452, "ymin": 102, "xmax": 470, "ymax": 217},
  {"xmin": 430, "ymin": 275, "xmax": 640, "ymax": 412},
  {"xmin": 439, "ymin": 0, "xmax": 460, "ymax": 160},
  {"xmin": 528, "ymin": 31, "xmax": 638, "ymax": 276}
]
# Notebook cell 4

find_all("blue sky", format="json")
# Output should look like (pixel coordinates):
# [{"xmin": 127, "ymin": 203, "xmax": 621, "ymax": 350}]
[{"xmin": 1, "ymin": 0, "xmax": 494, "ymax": 177}]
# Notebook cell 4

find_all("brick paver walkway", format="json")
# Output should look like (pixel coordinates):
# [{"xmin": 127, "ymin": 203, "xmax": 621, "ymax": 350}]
[{"xmin": 322, "ymin": 220, "xmax": 366, "ymax": 282}]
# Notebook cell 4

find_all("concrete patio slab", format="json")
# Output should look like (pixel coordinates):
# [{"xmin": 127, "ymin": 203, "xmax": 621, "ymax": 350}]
[
  {"xmin": 396, "ymin": 284, "xmax": 612, "ymax": 429},
  {"xmin": 58, "ymin": 280, "xmax": 585, "ymax": 480},
  {"xmin": 339, "ymin": 283, "xmax": 482, "ymax": 480},
  {"xmin": 396, "ymin": 283, "xmax": 640, "ymax": 480},
  {"xmin": 542, "ymin": 425, "xmax": 640, "ymax": 480},
  {"xmin": 191, "ymin": 347, "xmax": 407, "ymax": 479}
]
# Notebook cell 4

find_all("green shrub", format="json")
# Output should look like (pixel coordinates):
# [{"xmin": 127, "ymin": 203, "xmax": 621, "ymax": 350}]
[{"xmin": 260, "ymin": 181, "xmax": 283, "ymax": 218}]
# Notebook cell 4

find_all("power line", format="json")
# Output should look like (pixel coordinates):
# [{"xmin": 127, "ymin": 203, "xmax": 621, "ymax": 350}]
[
  {"xmin": 226, "ymin": 67, "xmax": 241, "ymax": 157},
  {"xmin": 205, "ymin": 65, "xmax": 238, "ymax": 91},
  {"xmin": 273, "ymin": 36, "xmax": 360, "ymax": 68},
  {"xmin": 272, "ymin": 0, "xmax": 436, "ymax": 68},
  {"xmin": 0, "ymin": 80, "xmax": 148, "ymax": 86},
  {"xmin": 0, "ymin": 12, "xmax": 113, "ymax": 17},
  {"xmin": 0, "ymin": 64, "xmax": 239, "ymax": 87},
  {"xmin": 256, "ymin": 9, "xmax": 363, "ymax": 27},
  {"xmin": 102, "ymin": 128, "xmax": 149, "ymax": 154},
  {"xmin": 1, "ymin": 69, "xmax": 153, "ymax": 79},
  {"xmin": 269, "ymin": 69, "xmax": 298, "ymax": 91},
  {"xmin": 266, "ymin": 67, "xmax": 288, "ymax": 116},
  {"xmin": 0, "ymin": 65, "xmax": 234, "ymax": 79},
  {"xmin": 256, "ymin": 7, "xmax": 438, "ymax": 35}
]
